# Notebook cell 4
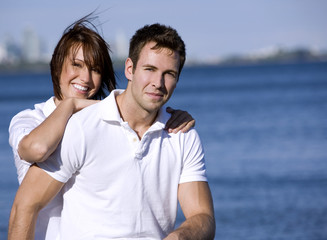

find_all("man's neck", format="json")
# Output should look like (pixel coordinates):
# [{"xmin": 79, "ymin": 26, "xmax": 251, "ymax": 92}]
[{"xmin": 116, "ymin": 91, "xmax": 158, "ymax": 139}]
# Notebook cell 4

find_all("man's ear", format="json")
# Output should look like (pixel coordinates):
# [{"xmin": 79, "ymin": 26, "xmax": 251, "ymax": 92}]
[{"xmin": 125, "ymin": 58, "xmax": 134, "ymax": 81}]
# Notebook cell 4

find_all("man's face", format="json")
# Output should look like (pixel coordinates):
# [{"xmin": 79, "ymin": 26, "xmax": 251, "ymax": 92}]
[{"xmin": 125, "ymin": 42, "xmax": 180, "ymax": 114}]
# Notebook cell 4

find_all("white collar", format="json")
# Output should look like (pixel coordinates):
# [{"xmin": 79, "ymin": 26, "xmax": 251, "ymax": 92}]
[{"xmin": 99, "ymin": 89, "xmax": 169, "ymax": 132}]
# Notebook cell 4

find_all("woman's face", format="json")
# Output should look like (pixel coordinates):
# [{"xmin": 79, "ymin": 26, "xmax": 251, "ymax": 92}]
[{"xmin": 59, "ymin": 46, "xmax": 102, "ymax": 100}]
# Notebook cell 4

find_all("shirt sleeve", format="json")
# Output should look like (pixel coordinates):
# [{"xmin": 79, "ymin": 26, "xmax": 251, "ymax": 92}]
[
  {"xmin": 8, "ymin": 109, "xmax": 45, "ymax": 183},
  {"xmin": 37, "ymin": 115, "xmax": 86, "ymax": 183},
  {"xmin": 9, "ymin": 109, "xmax": 43, "ymax": 153},
  {"xmin": 179, "ymin": 129, "xmax": 207, "ymax": 184}
]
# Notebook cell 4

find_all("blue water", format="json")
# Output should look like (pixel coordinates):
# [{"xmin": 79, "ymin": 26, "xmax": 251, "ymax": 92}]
[{"xmin": 1, "ymin": 62, "xmax": 327, "ymax": 239}]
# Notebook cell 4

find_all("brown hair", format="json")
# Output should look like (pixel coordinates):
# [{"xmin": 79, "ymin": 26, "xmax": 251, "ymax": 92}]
[
  {"xmin": 50, "ymin": 15, "xmax": 116, "ymax": 100},
  {"xmin": 128, "ymin": 23, "xmax": 186, "ymax": 78}
]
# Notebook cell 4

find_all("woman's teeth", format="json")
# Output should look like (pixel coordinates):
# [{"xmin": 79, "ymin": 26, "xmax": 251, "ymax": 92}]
[{"xmin": 73, "ymin": 84, "xmax": 88, "ymax": 91}]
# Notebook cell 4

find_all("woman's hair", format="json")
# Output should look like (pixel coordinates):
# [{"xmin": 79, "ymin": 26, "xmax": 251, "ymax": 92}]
[
  {"xmin": 128, "ymin": 23, "xmax": 186, "ymax": 78},
  {"xmin": 50, "ymin": 14, "xmax": 116, "ymax": 100}
]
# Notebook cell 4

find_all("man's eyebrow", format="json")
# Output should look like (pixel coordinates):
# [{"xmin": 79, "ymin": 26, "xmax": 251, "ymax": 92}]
[
  {"xmin": 164, "ymin": 69, "xmax": 178, "ymax": 76},
  {"xmin": 142, "ymin": 64, "xmax": 178, "ymax": 74},
  {"xmin": 142, "ymin": 64, "xmax": 157, "ymax": 69}
]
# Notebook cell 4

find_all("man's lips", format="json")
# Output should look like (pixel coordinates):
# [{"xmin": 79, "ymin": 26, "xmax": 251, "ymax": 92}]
[{"xmin": 146, "ymin": 92, "xmax": 164, "ymax": 100}]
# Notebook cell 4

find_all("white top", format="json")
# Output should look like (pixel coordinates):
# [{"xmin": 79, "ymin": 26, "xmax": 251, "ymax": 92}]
[
  {"xmin": 38, "ymin": 90, "xmax": 207, "ymax": 239},
  {"xmin": 9, "ymin": 97, "xmax": 62, "ymax": 240}
]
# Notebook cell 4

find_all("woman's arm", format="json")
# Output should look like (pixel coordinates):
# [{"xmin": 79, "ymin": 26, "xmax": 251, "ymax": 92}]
[
  {"xmin": 165, "ymin": 107, "xmax": 196, "ymax": 133},
  {"xmin": 18, "ymin": 98, "xmax": 98, "ymax": 163}
]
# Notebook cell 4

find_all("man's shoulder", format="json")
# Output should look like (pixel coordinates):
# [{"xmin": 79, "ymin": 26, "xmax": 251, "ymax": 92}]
[
  {"xmin": 68, "ymin": 100, "xmax": 102, "ymax": 126},
  {"xmin": 66, "ymin": 96, "xmax": 116, "ymax": 133},
  {"xmin": 164, "ymin": 127, "xmax": 201, "ymax": 147},
  {"xmin": 68, "ymin": 91, "xmax": 121, "ymax": 126}
]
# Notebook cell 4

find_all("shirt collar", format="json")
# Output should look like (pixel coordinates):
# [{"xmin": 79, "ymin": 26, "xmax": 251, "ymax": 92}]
[
  {"xmin": 100, "ymin": 89, "xmax": 170, "ymax": 132},
  {"xmin": 100, "ymin": 89, "xmax": 125, "ymax": 123},
  {"xmin": 148, "ymin": 107, "xmax": 170, "ymax": 132}
]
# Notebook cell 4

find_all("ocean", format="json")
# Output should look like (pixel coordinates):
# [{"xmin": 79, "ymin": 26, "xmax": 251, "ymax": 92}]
[{"xmin": 0, "ymin": 62, "xmax": 326, "ymax": 239}]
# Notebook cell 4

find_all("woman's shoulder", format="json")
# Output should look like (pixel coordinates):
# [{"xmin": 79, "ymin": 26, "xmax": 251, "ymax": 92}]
[{"xmin": 9, "ymin": 98, "xmax": 53, "ymax": 129}]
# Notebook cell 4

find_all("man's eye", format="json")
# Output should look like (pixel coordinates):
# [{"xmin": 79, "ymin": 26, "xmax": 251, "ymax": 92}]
[{"xmin": 167, "ymin": 72, "xmax": 176, "ymax": 78}]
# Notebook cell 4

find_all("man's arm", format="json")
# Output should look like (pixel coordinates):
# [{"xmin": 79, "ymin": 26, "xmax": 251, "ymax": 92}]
[
  {"xmin": 8, "ymin": 164, "xmax": 64, "ymax": 240},
  {"xmin": 165, "ymin": 181, "xmax": 216, "ymax": 240}
]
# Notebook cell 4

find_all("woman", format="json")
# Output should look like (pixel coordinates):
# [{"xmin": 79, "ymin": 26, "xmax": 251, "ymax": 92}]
[{"xmin": 9, "ymin": 16, "xmax": 194, "ymax": 240}]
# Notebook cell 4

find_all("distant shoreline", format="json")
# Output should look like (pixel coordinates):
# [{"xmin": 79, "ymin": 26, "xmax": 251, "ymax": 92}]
[{"xmin": 1, "ymin": 51, "xmax": 326, "ymax": 74}]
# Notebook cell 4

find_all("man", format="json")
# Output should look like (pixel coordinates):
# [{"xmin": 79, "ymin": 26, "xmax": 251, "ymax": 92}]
[{"xmin": 9, "ymin": 23, "xmax": 215, "ymax": 239}]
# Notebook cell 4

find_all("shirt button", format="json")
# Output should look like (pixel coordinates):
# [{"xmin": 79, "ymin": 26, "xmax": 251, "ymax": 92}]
[{"xmin": 133, "ymin": 138, "xmax": 137, "ymax": 142}]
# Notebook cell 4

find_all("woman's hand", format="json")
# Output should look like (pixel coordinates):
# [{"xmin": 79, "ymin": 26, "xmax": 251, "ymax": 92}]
[
  {"xmin": 165, "ymin": 107, "xmax": 195, "ymax": 133},
  {"xmin": 68, "ymin": 98, "xmax": 100, "ymax": 113}
]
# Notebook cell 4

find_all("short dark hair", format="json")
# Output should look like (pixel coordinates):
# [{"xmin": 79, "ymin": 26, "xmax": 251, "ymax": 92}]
[
  {"xmin": 128, "ymin": 23, "xmax": 186, "ymax": 77},
  {"xmin": 50, "ymin": 15, "xmax": 116, "ymax": 100}
]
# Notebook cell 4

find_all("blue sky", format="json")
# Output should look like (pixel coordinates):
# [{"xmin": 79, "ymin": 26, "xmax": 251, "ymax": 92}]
[{"xmin": 1, "ymin": 0, "xmax": 326, "ymax": 62}]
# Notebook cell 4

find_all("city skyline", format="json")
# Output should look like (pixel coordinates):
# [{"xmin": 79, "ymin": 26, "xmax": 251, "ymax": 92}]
[
  {"xmin": 1, "ymin": 0, "xmax": 327, "ymax": 64},
  {"xmin": 0, "ymin": 25, "xmax": 130, "ymax": 64}
]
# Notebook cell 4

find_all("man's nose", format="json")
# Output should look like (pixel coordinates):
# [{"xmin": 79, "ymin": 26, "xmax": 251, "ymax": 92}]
[{"xmin": 152, "ymin": 73, "xmax": 164, "ymax": 88}]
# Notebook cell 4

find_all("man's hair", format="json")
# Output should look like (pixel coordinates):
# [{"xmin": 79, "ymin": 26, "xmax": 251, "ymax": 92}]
[
  {"xmin": 50, "ymin": 14, "xmax": 116, "ymax": 100},
  {"xmin": 128, "ymin": 23, "xmax": 186, "ymax": 77}
]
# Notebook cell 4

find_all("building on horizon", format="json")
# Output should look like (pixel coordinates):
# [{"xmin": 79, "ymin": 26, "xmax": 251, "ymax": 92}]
[{"xmin": 22, "ymin": 26, "xmax": 41, "ymax": 63}]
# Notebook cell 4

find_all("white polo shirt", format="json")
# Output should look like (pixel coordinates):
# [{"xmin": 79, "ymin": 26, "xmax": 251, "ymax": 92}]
[
  {"xmin": 39, "ymin": 90, "xmax": 207, "ymax": 239},
  {"xmin": 9, "ymin": 97, "xmax": 62, "ymax": 240}
]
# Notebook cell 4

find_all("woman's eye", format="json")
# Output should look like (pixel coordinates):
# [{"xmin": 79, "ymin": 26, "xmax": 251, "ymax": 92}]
[
  {"xmin": 92, "ymin": 68, "xmax": 101, "ymax": 74},
  {"xmin": 72, "ymin": 62, "xmax": 82, "ymax": 67}
]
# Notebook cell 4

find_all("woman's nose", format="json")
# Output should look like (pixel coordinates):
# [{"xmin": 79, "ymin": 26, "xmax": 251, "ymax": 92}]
[{"xmin": 80, "ymin": 67, "xmax": 91, "ymax": 83}]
